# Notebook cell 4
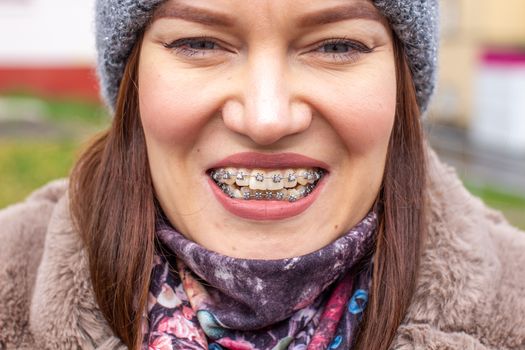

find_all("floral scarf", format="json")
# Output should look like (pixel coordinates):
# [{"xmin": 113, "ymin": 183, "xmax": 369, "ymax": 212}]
[{"xmin": 143, "ymin": 212, "xmax": 377, "ymax": 350}]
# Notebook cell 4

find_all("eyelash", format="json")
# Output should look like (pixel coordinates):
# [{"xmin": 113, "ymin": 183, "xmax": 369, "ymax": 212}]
[
  {"xmin": 313, "ymin": 37, "xmax": 373, "ymax": 62},
  {"xmin": 163, "ymin": 36, "xmax": 225, "ymax": 57},
  {"xmin": 163, "ymin": 36, "xmax": 373, "ymax": 62}
]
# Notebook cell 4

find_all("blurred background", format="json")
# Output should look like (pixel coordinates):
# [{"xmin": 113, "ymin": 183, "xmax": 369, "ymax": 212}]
[{"xmin": 0, "ymin": 0, "xmax": 524, "ymax": 228}]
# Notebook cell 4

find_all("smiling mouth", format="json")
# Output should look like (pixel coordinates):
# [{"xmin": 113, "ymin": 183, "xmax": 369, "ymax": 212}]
[{"xmin": 209, "ymin": 167, "xmax": 325, "ymax": 202}]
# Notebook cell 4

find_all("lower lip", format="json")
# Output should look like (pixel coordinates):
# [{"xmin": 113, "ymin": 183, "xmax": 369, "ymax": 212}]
[{"xmin": 207, "ymin": 177, "xmax": 326, "ymax": 221}]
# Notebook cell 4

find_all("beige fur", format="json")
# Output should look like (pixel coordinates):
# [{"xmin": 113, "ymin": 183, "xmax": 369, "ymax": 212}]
[{"xmin": 1, "ymin": 149, "xmax": 524, "ymax": 349}]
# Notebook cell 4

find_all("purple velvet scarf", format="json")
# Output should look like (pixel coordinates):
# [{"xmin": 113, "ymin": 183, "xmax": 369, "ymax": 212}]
[{"xmin": 143, "ymin": 212, "xmax": 377, "ymax": 350}]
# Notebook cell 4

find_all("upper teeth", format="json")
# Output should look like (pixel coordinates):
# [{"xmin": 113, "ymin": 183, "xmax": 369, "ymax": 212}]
[{"xmin": 211, "ymin": 167, "xmax": 324, "ymax": 191}]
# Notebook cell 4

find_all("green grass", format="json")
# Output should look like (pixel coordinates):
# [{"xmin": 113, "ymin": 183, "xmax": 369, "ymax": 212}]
[
  {"xmin": 465, "ymin": 184, "xmax": 525, "ymax": 207},
  {"xmin": 44, "ymin": 99, "xmax": 107, "ymax": 124},
  {"xmin": 0, "ymin": 141, "xmax": 80, "ymax": 209},
  {"xmin": 0, "ymin": 94, "xmax": 110, "ymax": 208},
  {"xmin": 465, "ymin": 182, "xmax": 525, "ymax": 230}
]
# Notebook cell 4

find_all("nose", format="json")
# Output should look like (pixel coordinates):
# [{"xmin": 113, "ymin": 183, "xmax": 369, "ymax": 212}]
[{"xmin": 221, "ymin": 53, "xmax": 312, "ymax": 146}]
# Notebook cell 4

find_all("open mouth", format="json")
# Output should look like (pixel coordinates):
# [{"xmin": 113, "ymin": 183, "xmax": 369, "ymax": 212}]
[{"xmin": 208, "ymin": 167, "xmax": 326, "ymax": 202}]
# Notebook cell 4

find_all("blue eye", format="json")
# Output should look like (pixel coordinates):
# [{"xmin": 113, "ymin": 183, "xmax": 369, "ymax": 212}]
[
  {"xmin": 318, "ymin": 39, "xmax": 372, "ymax": 54},
  {"xmin": 312, "ymin": 38, "xmax": 373, "ymax": 63},
  {"xmin": 164, "ymin": 37, "xmax": 222, "ymax": 56},
  {"xmin": 321, "ymin": 42, "xmax": 352, "ymax": 53},
  {"xmin": 183, "ymin": 39, "xmax": 218, "ymax": 50}
]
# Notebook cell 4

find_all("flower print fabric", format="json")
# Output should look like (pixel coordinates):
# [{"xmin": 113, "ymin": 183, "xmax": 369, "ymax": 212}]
[{"xmin": 143, "ymin": 212, "xmax": 377, "ymax": 350}]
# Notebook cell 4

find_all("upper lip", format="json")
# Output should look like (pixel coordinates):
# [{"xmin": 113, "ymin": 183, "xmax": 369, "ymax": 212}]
[{"xmin": 207, "ymin": 152, "xmax": 330, "ymax": 171}]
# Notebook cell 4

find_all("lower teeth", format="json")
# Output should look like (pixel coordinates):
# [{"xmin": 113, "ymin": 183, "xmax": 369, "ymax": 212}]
[
  {"xmin": 211, "ymin": 169, "xmax": 323, "ymax": 202},
  {"xmin": 220, "ymin": 185, "xmax": 317, "ymax": 202}
]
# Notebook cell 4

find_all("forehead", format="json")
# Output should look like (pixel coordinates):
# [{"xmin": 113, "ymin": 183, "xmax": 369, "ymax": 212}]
[{"xmin": 152, "ymin": 0, "xmax": 386, "ymax": 28}]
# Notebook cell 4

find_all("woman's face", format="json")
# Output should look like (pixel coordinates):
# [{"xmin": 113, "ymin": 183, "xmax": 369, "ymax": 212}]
[{"xmin": 139, "ymin": 0, "xmax": 396, "ymax": 259}]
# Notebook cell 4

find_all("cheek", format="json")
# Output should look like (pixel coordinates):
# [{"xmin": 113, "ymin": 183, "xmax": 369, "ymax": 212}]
[
  {"xmin": 138, "ymin": 57, "xmax": 218, "ymax": 150},
  {"xmin": 347, "ymin": 89, "xmax": 395, "ymax": 155},
  {"xmin": 345, "ymin": 90, "xmax": 394, "ymax": 155},
  {"xmin": 314, "ymin": 64, "xmax": 397, "ymax": 156}
]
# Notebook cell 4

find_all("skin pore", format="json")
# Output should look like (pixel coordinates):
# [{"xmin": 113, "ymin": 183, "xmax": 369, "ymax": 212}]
[{"xmin": 138, "ymin": 0, "xmax": 396, "ymax": 259}]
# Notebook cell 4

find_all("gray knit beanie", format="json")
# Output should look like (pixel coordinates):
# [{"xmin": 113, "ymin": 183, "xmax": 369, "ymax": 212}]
[{"xmin": 95, "ymin": 0, "xmax": 439, "ymax": 114}]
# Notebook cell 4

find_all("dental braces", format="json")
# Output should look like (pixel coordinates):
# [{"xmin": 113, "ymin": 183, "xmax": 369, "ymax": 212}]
[
  {"xmin": 218, "ymin": 183, "xmax": 317, "ymax": 202},
  {"xmin": 211, "ymin": 169, "xmax": 324, "ymax": 183}
]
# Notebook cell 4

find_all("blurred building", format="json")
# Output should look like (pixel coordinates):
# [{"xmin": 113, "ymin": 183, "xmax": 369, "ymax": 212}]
[
  {"xmin": 433, "ymin": 0, "xmax": 525, "ymax": 155},
  {"xmin": 0, "ymin": 0, "xmax": 99, "ymax": 101}
]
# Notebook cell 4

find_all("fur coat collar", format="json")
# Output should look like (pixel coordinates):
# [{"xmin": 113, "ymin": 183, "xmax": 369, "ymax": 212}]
[{"xmin": 1, "ymin": 149, "xmax": 524, "ymax": 349}]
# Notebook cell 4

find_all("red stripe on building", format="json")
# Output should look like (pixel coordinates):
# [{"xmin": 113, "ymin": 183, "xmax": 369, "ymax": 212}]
[{"xmin": 0, "ymin": 66, "xmax": 100, "ymax": 101}]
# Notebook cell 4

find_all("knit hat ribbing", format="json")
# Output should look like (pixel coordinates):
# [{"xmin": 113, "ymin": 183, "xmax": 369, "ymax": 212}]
[
  {"xmin": 95, "ymin": 0, "xmax": 439, "ymax": 113},
  {"xmin": 373, "ymin": 0, "xmax": 439, "ymax": 113}
]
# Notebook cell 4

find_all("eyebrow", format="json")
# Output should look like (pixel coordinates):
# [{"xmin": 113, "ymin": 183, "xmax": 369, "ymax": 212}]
[
  {"xmin": 152, "ymin": 3, "xmax": 235, "ymax": 27},
  {"xmin": 298, "ymin": 4, "xmax": 384, "ymax": 27},
  {"xmin": 152, "ymin": 2, "xmax": 382, "ymax": 28}
]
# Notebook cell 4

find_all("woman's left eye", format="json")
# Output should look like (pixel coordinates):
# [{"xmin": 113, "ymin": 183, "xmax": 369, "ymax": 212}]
[
  {"xmin": 312, "ymin": 38, "xmax": 373, "ymax": 62},
  {"xmin": 163, "ymin": 37, "xmax": 224, "ymax": 57}
]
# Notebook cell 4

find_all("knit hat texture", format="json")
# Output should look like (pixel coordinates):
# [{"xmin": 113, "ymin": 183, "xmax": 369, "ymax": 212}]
[{"xmin": 95, "ymin": 0, "xmax": 439, "ymax": 113}]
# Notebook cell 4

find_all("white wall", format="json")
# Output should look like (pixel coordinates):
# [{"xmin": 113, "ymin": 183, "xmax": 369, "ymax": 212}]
[
  {"xmin": 0, "ymin": 0, "xmax": 96, "ymax": 66},
  {"xmin": 471, "ymin": 64, "xmax": 525, "ymax": 155}
]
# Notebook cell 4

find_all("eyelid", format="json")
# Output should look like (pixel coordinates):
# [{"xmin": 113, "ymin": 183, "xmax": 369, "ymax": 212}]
[
  {"xmin": 302, "ymin": 37, "xmax": 374, "ymax": 64},
  {"xmin": 312, "ymin": 37, "xmax": 373, "ymax": 53},
  {"xmin": 163, "ymin": 36, "xmax": 233, "ymax": 57}
]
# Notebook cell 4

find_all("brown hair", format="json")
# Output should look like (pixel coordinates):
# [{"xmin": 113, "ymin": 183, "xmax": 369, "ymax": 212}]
[
  {"xmin": 70, "ymin": 33, "xmax": 426, "ymax": 349},
  {"xmin": 70, "ymin": 34, "xmax": 156, "ymax": 349},
  {"xmin": 353, "ymin": 34, "xmax": 426, "ymax": 349}
]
